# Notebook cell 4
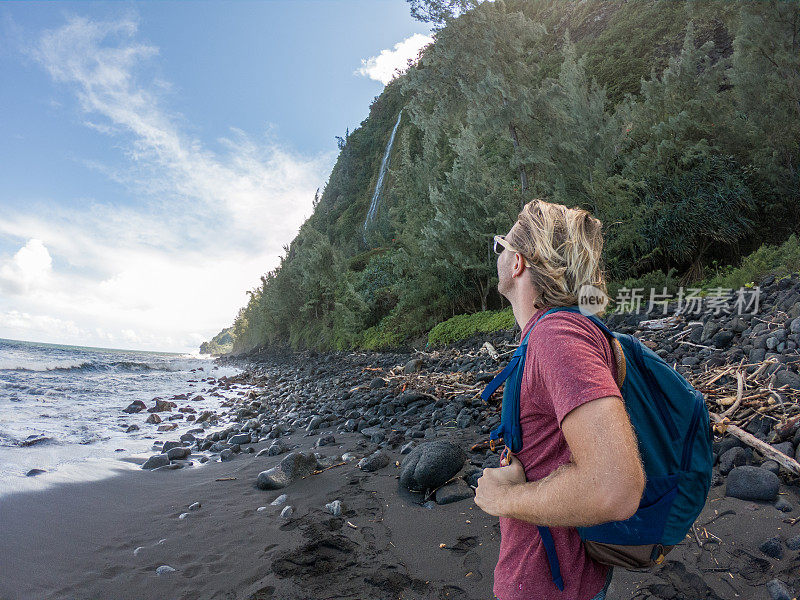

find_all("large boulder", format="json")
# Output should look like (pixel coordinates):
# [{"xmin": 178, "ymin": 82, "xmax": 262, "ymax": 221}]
[
  {"xmin": 399, "ymin": 440, "xmax": 466, "ymax": 492},
  {"xmin": 726, "ymin": 466, "xmax": 780, "ymax": 502}
]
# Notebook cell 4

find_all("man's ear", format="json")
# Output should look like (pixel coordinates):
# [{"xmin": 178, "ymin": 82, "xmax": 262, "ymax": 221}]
[{"xmin": 512, "ymin": 253, "xmax": 526, "ymax": 277}]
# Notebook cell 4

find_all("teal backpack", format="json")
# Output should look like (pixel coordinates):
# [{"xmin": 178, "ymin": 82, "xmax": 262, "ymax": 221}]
[{"xmin": 481, "ymin": 306, "xmax": 712, "ymax": 591}]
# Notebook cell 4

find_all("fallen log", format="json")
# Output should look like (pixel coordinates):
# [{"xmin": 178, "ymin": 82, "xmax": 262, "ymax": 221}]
[{"xmin": 710, "ymin": 412, "xmax": 800, "ymax": 476}]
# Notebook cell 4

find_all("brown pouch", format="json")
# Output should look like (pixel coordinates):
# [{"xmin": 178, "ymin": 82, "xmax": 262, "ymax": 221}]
[{"xmin": 583, "ymin": 540, "xmax": 674, "ymax": 570}]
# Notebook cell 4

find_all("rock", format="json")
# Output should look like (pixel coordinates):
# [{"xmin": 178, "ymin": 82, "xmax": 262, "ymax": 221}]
[
  {"xmin": 255, "ymin": 452, "xmax": 318, "ymax": 490},
  {"xmin": 280, "ymin": 451, "xmax": 319, "ymax": 479},
  {"xmin": 178, "ymin": 512, "xmax": 190, "ymax": 520},
  {"xmin": 155, "ymin": 565, "xmax": 176, "ymax": 575},
  {"xmin": 162, "ymin": 441, "xmax": 182, "ymax": 452},
  {"xmin": 325, "ymin": 500, "xmax": 343, "ymax": 516},
  {"xmin": 228, "ymin": 433, "xmax": 251, "ymax": 445},
  {"xmin": 157, "ymin": 423, "xmax": 178, "ymax": 432},
  {"xmin": 25, "ymin": 468, "xmax": 46, "ymax": 477},
  {"xmin": 358, "ymin": 450, "xmax": 390, "ymax": 472},
  {"xmin": 141, "ymin": 454, "xmax": 170, "ymax": 470},
  {"xmin": 280, "ymin": 505, "xmax": 294, "ymax": 518},
  {"xmin": 786, "ymin": 534, "xmax": 800, "ymax": 550},
  {"xmin": 270, "ymin": 494, "xmax": 288, "ymax": 506},
  {"xmin": 166, "ymin": 446, "xmax": 191, "ymax": 460},
  {"xmin": 400, "ymin": 440, "xmax": 466, "ymax": 493},
  {"xmin": 766, "ymin": 579, "xmax": 794, "ymax": 600},
  {"xmin": 267, "ymin": 441, "xmax": 287, "ymax": 456},
  {"xmin": 404, "ymin": 358, "xmax": 424, "ymax": 374},
  {"xmin": 315, "ymin": 433, "xmax": 336, "ymax": 447},
  {"xmin": 123, "ymin": 400, "xmax": 146, "ymax": 414},
  {"xmin": 775, "ymin": 497, "xmax": 793, "ymax": 513},
  {"xmin": 434, "ymin": 479, "xmax": 474, "ymax": 505},
  {"xmin": 220, "ymin": 449, "xmax": 234, "ymax": 461},
  {"xmin": 762, "ymin": 460, "xmax": 781, "ymax": 475},
  {"xmin": 712, "ymin": 330, "xmax": 734, "ymax": 349},
  {"xmin": 726, "ymin": 466, "xmax": 780, "ymax": 502},
  {"xmin": 791, "ymin": 318, "xmax": 800, "ymax": 334},
  {"xmin": 256, "ymin": 467, "xmax": 289, "ymax": 490},
  {"xmin": 774, "ymin": 369, "xmax": 800, "ymax": 391},
  {"xmin": 125, "ymin": 424, "xmax": 139, "ymax": 433},
  {"xmin": 760, "ymin": 536, "xmax": 784, "ymax": 559},
  {"xmin": 369, "ymin": 377, "xmax": 386, "ymax": 389},
  {"xmin": 718, "ymin": 447, "xmax": 748, "ymax": 475},
  {"xmin": 306, "ymin": 416, "xmax": 324, "ymax": 431},
  {"xmin": 148, "ymin": 399, "xmax": 176, "ymax": 413},
  {"xmin": 145, "ymin": 413, "xmax": 162, "ymax": 425},
  {"xmin": 400, "ymin": 441, "xmax": 415, "ymax": 455},
  {"xmin": 188, "ymin": 502, "xmax": 201, "ymax": 511}
]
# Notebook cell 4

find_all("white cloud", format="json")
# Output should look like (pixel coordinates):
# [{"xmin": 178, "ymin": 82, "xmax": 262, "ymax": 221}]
[
  {"xmin": 0, "ymin": 239, "xmax": 53, "ymax": 295},
  {"xmin": 0, "ymin": 15, "xmax": 337, "ymax": 352},
  {"xmin": 356, "ymin": 33, "xmax": 433, "ymax": 85}
]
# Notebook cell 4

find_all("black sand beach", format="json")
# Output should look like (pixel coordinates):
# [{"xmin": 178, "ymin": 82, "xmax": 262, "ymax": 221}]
[{"xmin": 4, "ymin": 272, "xmax": 800, "ymax": 600}]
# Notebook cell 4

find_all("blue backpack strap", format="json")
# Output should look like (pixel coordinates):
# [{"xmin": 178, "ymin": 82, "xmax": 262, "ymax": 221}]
[
  {"xmin": 538, "ymin": 526, "xmax": 565, "ymax": 591},
  {"xmin": 481, "ymin": 308, "xmax": 562, "ymax": 451}
]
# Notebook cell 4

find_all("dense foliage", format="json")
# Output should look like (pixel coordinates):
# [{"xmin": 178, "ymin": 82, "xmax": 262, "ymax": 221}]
[{"xmin": 214, "ymin": 0, "xmax": 800, "ymax": 355}]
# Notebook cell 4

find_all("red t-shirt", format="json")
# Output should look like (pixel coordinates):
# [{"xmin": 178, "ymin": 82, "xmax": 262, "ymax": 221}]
[{"xmin": 493, "ymin": 307, "xmax": 622, "ymax": 600}]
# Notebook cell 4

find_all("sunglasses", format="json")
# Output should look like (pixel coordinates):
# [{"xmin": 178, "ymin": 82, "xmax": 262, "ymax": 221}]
[{"xmin": 493, "ymin": 235, "xmax": 533, "ymax": 268}]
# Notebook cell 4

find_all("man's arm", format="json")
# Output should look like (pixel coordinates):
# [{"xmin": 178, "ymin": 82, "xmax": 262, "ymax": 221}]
[{"xmin": 475, "ymin": 396, "xmax": 645, "ymax": 527}]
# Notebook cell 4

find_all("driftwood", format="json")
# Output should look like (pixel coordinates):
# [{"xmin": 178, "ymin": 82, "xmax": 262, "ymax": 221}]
[
  {"xmin": 710, "ymin": 413, "xmax": 800, "ymax": 476},
  {"xmin": 481, "ymin": 341, "xmax": 499, "ymax": 360}
]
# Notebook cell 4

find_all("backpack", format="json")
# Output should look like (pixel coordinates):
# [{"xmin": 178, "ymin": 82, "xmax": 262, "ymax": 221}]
[{"xmin": 480, "ymin": 306, "xmax": 713, "ymax": 591}]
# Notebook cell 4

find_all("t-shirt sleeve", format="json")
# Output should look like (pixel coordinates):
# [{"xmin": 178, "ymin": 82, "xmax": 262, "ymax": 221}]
[{"xmin": 530, "ymin": 316, "xmax": 622, "ymax": 427}]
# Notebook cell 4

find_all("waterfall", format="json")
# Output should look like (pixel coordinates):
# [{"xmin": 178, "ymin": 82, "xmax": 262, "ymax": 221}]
[{"xmin": 362, "ymin": 109, "xmax": 402, "ymax": 244}]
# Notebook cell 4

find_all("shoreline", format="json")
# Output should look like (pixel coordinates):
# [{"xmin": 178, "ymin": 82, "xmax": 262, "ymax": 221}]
[{"xmin": 5, "ymin": 273, "xmax": 800, "ymax": 599}]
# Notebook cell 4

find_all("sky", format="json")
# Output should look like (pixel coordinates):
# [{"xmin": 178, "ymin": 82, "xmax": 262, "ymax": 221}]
[{"xmin": 0, "ymin": 1, "xmax": 433, "ymax": 353}]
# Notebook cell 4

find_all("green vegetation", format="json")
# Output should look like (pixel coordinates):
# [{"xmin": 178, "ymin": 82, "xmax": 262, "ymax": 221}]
[
  {"xmin": 701, "ymin": 234, "xmax": 800, "ymax": 292},
  {"xmin": 427, "ymin": 307, "xmax": 515, "ymax": 347},
  {"xmin": 205, "ymin": 0, "xmax": 799, "ymax": 355},
  {"xmin": 200, "ymin": 327, "xmax": 234, "ymax": 356}
]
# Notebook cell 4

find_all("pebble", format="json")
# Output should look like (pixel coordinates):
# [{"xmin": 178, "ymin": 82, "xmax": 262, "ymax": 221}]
[
  {"xmin": 155, "ymin": 565, "xmax": 176, "ymax": 575},
  {"xmin": 786, "ymin": 534, "xmax": 800, "ymax": 550},
  {"xmin": 325, "ymin": 500, "xmax": 343, "ymax": 516},
  {"xmin": 178, "ymin": 512, "xmax": 190, "ymax": 520},
  {"xmin": 188, "ymin": 502, "xmax": 201, "ymax": 511},
  {"xmin": 358, "ymin": 449, "xmax": 390, "ymax": 472},
  {"xmin": 280, "ymin": 505, "xmax": 294, "ymax": 518},
  {"xmin": 766, "ymin": 578, "xmax": 794, "ymax": 600},
  {"xmin": 760, "ymin": 536, "xmax": 784, "ymax": 559},
  {"xmin": 775, "ymin": 497, "xmax": 793, "ymax": 513},
  {"xmin": 270, "ymin": 494, "xmax": 288, "ymax": 506}
]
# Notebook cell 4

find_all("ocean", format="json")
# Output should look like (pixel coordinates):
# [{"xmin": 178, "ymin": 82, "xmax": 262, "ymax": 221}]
[{"xmin": 0, "ymin": 337, "xmax": 241, "ymax": 496}]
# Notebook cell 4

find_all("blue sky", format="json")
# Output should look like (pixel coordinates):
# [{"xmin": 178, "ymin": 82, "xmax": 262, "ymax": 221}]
[{"xmin": 0, "ymin": 1, "xmax": 433, "ymax": 352}]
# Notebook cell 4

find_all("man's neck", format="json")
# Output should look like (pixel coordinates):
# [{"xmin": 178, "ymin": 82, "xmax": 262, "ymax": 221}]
[{"xmin": 510, "ymin": 288, "xmax": 538, "ymax": 331}]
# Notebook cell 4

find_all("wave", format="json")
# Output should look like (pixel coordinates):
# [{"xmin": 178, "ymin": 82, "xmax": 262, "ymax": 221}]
[
  {"xmin": 0, "ymin": 359, "xmax": 93, "ymax": 372},
  {"xmin": 0, "ymin": 359, "xmax": 182, "ymax": 373}
]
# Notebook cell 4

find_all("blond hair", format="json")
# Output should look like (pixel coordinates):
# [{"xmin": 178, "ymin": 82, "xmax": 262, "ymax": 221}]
[{"xmin": 508, "ymin": 199, "xmax": 608, "ymax": 314}]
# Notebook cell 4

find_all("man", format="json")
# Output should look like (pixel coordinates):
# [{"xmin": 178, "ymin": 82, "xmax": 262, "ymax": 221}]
[{"xmin": 475, "ymin": 199, "xmax": 645, "ymax": 600}]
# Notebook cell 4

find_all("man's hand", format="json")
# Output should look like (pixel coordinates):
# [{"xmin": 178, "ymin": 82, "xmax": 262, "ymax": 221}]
[{"xmin": 474, "ymin": 453, "xmax": 527, "ymax": 517}]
